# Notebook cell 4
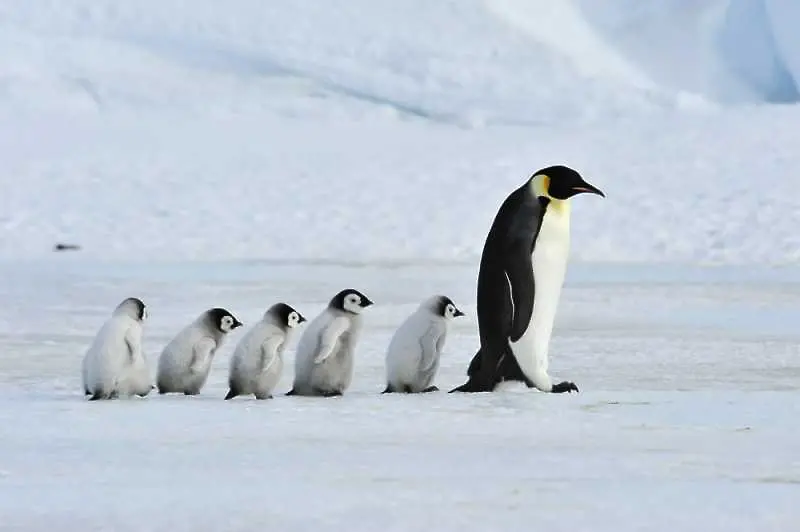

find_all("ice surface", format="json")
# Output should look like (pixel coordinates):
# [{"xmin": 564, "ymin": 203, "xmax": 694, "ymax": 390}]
[{"xmin": 1, "ymin": 260, "xmax": 799, "ymax": 531}]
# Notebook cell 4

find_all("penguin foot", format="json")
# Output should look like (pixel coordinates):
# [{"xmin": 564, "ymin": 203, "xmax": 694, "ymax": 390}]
[
  {"xmin": 449, "ymin": 379, "xmax": 492, "ymax": 393},
  {"xmin": 183, "ymin": 390, "xmax": 200, "ymax": 396},
  {"xmin": 88, "ymin": 390, "xmax": 117, "ymax": 400},
  {"xmin": 421, "ymin": 386, "xmax": 439, "ymax": 393},
  {"xmin": 313, "ymin": 388, "xmax": 343, "ymax": 397},
  {"xmin": 551, "ymin": 381, "xmax": 579, "ymax": 394},
  {"xmin": 254, "ymin": 393, "xmax": 273, "ymax": 400}
]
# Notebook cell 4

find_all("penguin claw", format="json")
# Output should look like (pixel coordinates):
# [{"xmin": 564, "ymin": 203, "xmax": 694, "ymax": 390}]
[{"xmin": 551, "ymin": 381, "xmax": 579, "ymax": 394}]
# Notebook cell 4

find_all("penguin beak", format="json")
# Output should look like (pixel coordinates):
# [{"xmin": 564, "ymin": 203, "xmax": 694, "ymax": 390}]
[
  {"xmin": 361, "ymin": 296, "xmax": 374, "ymax": 307},
  {"xmin": 571, "ymin": 180, "xmax": 605, "ymax": 198},
  {"xmin": 233, "ymin": 319, "xmax": 244, "ymax": 329},
  {"xmin": 298, "ymin": 315, "xmax": 307, "ymax": 323},
  {"xmin": 454, "ymin": 308, "xmax": 465, "ymax": 317}
]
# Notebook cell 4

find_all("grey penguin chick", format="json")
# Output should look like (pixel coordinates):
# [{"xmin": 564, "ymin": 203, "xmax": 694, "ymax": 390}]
[
  {"xmin": 383, "ymin": 295, "xmax": 464, "ymax": 393},
  {"xmin": 286, "ymin": 289, "xmax": 373, "ymax": 397},
  {"xmin": 156, "ymin": 307, "xmax": 243, "ymax": 395},
  {"xmin": 225, "ymin": 303, "xmax": 306, "ymax": 400},
  {"xmin": 82, "ymin": 297, "xmax": 152, "ymax": 400}
]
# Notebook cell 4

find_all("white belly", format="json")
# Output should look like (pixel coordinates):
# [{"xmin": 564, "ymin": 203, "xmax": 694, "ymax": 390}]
[{"xmin": 509, "ymin": 202, "xmax": 570, "ymax": 392}]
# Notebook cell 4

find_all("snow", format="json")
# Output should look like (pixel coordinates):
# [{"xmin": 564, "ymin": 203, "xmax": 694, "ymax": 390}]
[
  {"xmin": 1, "ymin": 260, "xmax": 799, "ymax": 531},
  {"xmin": 1, "ymin": 0, "xmax": 800, "ymax": 530}
]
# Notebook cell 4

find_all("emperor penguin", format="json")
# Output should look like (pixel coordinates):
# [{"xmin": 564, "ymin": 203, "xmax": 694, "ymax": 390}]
[
  {"xmin": 383, "ymin": 295, "xmax": 464, "ymax": 393},
  {"xmin": 286, "ymin": 288, "xmax": 373, "ymax": 397},
  {"xmin": 82, "ymin": 297, "xmax": 153, "ymax": 400},
  {"xmin": 156, "ymin": 307, "xmax": 243, "ymax": 395},
  {"xmin": 450, "ymin": 165, "xmax": 604, "ymax": 394},
  {"xmin": 225, "ymin": 303, "xmax": 306, "ymax": 400}
]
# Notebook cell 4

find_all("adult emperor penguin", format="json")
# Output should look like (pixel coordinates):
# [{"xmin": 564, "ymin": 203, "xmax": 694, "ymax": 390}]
[
  {"xmin": 225, "ymin": 303, "xmax": 306, "ymax": 400},
  {"xmin": 156, "ymin": 307, "xmax": 243, "ymax": 395},
  {"xmin": 286, "ymin": 288, "xmax": 373, "ymax": 397},
  {"xmin": 383, "ymin": 295, "xmax": 464, "ymax": 393},
  {"xmin": 450, "ymin": 165, "xmax": 604, "ymax": 393},
  {"xmin": 82, "ymin": 297, "xmax": 153, "ymax": 400}
]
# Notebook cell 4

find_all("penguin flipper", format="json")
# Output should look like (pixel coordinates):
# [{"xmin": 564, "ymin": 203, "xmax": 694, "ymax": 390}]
[{"xmin": 505, "ymin": 241, "xmax": 536, "ymax": 342}]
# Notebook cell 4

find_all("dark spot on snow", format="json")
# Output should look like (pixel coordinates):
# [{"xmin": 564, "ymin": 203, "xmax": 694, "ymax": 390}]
[{"xmin": 53, "ymin": 243, "xmax": 81, "ymax": 252}]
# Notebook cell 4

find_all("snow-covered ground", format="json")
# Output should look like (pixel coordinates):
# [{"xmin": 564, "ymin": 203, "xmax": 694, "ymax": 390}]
[
  {"xmin": 1, "ymin": 0, "xmax": 800, "ymax": 530},
  {"xmin": 1, "ymin": 259, "xmax": 799, "ymax": 531}
]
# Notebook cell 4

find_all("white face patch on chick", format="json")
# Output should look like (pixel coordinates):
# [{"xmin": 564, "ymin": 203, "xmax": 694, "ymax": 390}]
[
  {"xmin": 220, "ymin": 315, "xmax": 235, "ymax": 333},
  {"xmin": 287, "ymin": 311, "xmax": 302, "ymax": 328},
  {"xmin": 343, "ymin": 293, "xmax": 364, "ymax": 314}
]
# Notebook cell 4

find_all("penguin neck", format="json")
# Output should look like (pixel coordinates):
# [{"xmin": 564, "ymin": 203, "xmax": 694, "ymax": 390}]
[{"xmin": 545, "ymin": 197, "xmax": 571, "ymax": 218}]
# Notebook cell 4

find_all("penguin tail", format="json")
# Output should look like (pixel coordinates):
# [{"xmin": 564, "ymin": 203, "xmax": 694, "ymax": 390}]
[
  {"xmin": 285, "ymin": 388, "xmax": 297, "ymax": 396},
  {"xmin": 450, "ymin": 348, "xmax": 493, "ymax": 393},
  {"xmin": 224, "ymin": 389, "xmax": 238, "ymax": 400},
  {"xmin": 382, "ymin": 384, "xmax": 395, "ymax": 394},
  {"xmin": 466, "ymin": 349, "xmax": 482, "ymax": 376},
  {"xmin": 450, "ymin": 345, "xmax": 535, "ymax": 392}
]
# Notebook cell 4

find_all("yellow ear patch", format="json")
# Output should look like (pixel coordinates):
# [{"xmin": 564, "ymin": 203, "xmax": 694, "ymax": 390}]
[
  {"xmin": 530, "ymin": 173, "xmax": 570, "ymax": 214},
  {"xmin": 530, "ymin": 173, "xmax": 550, "ymax": 197}
]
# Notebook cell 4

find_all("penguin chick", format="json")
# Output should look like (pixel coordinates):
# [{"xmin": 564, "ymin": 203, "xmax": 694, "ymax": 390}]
[
  {"xmin": 383, "ymin": 295, "xmax": 464, "ymax": 393},
  {"xmin": 287, "ymin": 289, "xmax": 373, "ymax": 397},
  {"xmin": 225, "ymin": 303, "xmax": 306, "ymax": 400},
  {"xmin": 82, "ymin": 297, "xmax": 152, "ymax": 400},
  {"xmin": 156, "ymin": 307, "xmax": 242, "ymax": 395}
]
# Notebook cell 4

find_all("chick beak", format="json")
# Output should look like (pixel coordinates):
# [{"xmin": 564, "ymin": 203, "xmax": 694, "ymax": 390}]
[
  {"xmin": 233, "ymin": 319, "xmax": 244, "ymax": 329},
  {"xmin": 572, "ymin": 181, "xmax": 605, "ymax": 198},
  {"xmin": 361, "ymin": 297, "xmax": 374, "ymax": 307},
  {"xmin": 454, "ymin": 308, "xmax": 465, "ymax": 317}
]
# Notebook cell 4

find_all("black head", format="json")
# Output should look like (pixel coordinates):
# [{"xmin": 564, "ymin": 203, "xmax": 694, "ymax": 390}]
[
  {"xmin": 328, "ymin": 288, "xmax": 373, "ymax": 315},
  {"xmin": 529, "ymin": 165, "xmax": 605, "ymax": 201},
  {"xmin": 267, "ymin": 302, "xmax": 307, "ymax": 329},
  {"xmin": 205, "ymin": 307, "xmax": 243, "ymax": 333},
  {"xmin": 115, "ymin": 297, "xmax": 148, "ymax": 321},
  {"xmin": 432, "ymin": 295, "xmax": 465, "ymax": 319}
]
